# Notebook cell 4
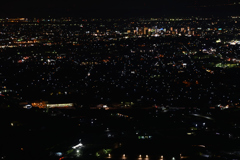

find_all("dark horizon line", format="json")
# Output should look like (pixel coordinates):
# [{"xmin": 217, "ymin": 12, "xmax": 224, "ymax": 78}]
[{"xmin": 0, "ymin": 6, "xmax": 239, "ymax": 19}]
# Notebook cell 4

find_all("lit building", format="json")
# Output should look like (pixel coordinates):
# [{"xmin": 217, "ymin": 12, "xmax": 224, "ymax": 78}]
[
  {"xmin": 155, "ymin": 26, "xmax": 157, "ymax": 33},
  {"xmin": 144, "ymin": 27, "xmax": 148, "ymax": 35},
  {"xmin": 31, "ymin": 101, "xmax": 48, "ymax": 108},
  {"xmin": 47, "ymin": 103, "xmax": 74, "ymax": 108},
  {"xmin": 31, "ymin": 101, "xmax": 74, "ymax": 109}
]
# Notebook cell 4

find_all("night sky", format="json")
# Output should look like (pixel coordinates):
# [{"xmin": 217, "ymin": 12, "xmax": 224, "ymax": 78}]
[{"xmin": 0, "ymin": 0, "xmax": 239, "ymax": 17}]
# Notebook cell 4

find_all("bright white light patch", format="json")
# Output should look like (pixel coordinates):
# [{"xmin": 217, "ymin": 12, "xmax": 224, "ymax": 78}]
[{"xmin": 72, "ymin": 143, "xmax": 83, "ymax": 149}]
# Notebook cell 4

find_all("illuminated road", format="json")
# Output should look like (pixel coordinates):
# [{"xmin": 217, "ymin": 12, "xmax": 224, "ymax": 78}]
[
  {"xmin": 191, "ymin": 114, "xmax": 213, "ymax": 120},
  {"xmin": 105, "ymin": 154, "xmax": 176, "ymax": 160}
]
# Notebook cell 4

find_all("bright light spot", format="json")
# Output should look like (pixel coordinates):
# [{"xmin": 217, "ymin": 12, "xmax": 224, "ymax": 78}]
[
  {"xmin": 23, "ymin": 104, "xmax": 32, "ymax": 109},
  {"xmin": 11, "ymin": 123, "xmax": 13, "ymax": 126},
  {"xmin": 72, "ymin": 143, "xmax": 83, "ymax": 149},
  {"xmin": 139, "ymin": 154, "xmax": 141, "ymax": 158},
  {"xmin": 198, "ymin": 145, "xmax": 205, "ymax": 147},
  {"xmin": 146, "ymin": 155, "xmax": 148, "ymax": 158},
  {"xmin": 55, "ymin": 152, "xmax": 62, "ymax": 156}
]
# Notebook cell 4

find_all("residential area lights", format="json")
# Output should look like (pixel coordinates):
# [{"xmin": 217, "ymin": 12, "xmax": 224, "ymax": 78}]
[{"xmin": 2, "ymin": 16, "xmax": 240, "ymax": 160}]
